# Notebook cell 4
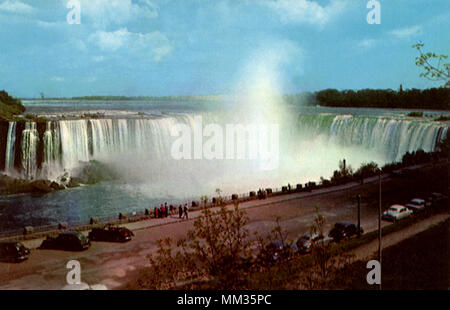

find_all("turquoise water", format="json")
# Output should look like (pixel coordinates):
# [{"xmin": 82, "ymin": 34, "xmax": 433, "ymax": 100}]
[{"xmin": 0, "ymin": 100, "xmax": 448, "ymax": 231}]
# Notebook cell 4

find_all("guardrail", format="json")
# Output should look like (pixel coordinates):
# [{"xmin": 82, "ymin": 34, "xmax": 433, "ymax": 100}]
[
  {"xmin": 0, "ymin": 182, "xmax": 318, "ymax": 240},
  {"xmin": 1, "ymin": 159, "xmax": 445, "ymax": 241}
]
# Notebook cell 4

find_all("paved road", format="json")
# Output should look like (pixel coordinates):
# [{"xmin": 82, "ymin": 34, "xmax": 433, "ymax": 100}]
[{"xmin": 0, "ymin": 165, "xmax": 444, "ymax": 290}]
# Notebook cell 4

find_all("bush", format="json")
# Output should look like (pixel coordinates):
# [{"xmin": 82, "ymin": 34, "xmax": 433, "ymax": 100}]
[
  {"xmin": 407, "ymin": 111, "xmax": 424, "ymax": 117},
  {"xmin": 0, "ymin": 90, "xmax": 26, "ymax": 120}
]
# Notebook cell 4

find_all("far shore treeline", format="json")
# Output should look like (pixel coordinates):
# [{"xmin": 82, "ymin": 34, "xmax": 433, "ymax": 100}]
[
  {"xmin": 284, "ymin": 87, "xmax": 450, "ymax": 110},
  {"xmin": 20, "ymin": 87, "xmax": 450, "ymax": 111}
]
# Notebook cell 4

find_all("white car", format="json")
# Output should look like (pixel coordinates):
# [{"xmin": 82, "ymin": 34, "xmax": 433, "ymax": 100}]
[
  {"xmin": 382, "ymin": 205, "xmax": 413, "ymax": 222},
  {"xmin": 405, "ymin": 198, "xmax": 426, "ymax": 213}
]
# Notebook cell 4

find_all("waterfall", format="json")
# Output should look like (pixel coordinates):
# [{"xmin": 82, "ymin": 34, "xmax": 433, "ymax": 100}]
[
  {"xmin": 2, "ymin": 114, "xmax": 448, "ymax": 180},
  {"xmin": 5, "ymin": 121, "xmax": 16, "ymax": 174},
  {"xmin": 297, "ymin": 114, "xmax": 448, "ymax": 162},
  {"xmin": 21, "ymin": 122, "xmax": 39, "ymax": 179}
]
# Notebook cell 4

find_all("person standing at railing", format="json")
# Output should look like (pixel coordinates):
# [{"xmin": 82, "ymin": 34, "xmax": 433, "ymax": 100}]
[{"xmin": 183, "ymin": 204, "xmax": 188, "ymax": 220}]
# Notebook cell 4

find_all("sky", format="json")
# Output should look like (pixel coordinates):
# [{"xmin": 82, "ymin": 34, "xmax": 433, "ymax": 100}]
[{"xmin": 0, "ymin": 0, "xmax": 449, "ymax": 98}]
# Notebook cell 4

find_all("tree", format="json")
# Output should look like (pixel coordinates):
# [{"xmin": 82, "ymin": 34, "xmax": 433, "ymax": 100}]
[
  {"xmin": 143, "ymin": 203, "xmax": 254, "ymax": 289},
  {"xmin": 413, "ymin": 43, "xmax": 450, "ymax": 88},
  {"xmin": 0, "ymin": 90, "xmax": 26, "ymax": 120}
]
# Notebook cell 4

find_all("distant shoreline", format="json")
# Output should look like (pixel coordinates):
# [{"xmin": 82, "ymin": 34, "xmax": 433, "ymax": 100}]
[{"xmin": 19, "ymin": 87, "xmax": 450, "ymax": 110}]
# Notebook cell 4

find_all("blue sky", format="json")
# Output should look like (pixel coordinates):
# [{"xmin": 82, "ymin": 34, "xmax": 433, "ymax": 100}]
[{"xmin": 0, "ymin": 0, "xmax": 449, "ymax": 98}]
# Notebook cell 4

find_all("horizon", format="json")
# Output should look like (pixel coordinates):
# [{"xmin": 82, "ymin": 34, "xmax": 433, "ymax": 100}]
[{"xmin": 0, "ymin": 1, "xmax": 449, "ymax": 98}]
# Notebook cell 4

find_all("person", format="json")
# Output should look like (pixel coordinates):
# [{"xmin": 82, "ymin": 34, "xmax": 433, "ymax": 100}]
[
  {"xmin": 160, "ymin": 204, "xmax": 165, "ymax": 218},
  {"xmin": 183, "ymin": 204, "xmax": 188, "ymax": 219},
  {"xmin": 178, "ymin": 205, "xmax": 183, "ymax": 219},
  {"xmin": 154, "ymin": 207, "xmax": 158, "ymax": 219}
]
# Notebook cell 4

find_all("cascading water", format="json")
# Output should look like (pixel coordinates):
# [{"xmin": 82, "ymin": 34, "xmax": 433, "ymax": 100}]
[
  {"xmin": 2, "ymin": 114, "xmax": 448, "ymax": 180},
  {"xmin": 5, "ymin": 121, "xmax": 16, "ymax": 172},
  {"xmin": 21, "ymin": 122, "xmax": 39, "ymax": 179},
  {"xmin": 297, "ymin": 114, "xmax": 448, "ymax": 162}
]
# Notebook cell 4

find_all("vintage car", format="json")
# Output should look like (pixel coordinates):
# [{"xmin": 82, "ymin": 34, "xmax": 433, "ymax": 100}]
[
  {"xmin": 382, "ymin": 205, "xmax": 413, "ymax": 222},
  {"xmin": 0, "ymin": 241, "xmax": 30, "ymax": 262},
  {"xmin": 405, "ymin": 198, "xmax": 426, "ymax": 213},
  {"xmin": 39, "ymin": 231, "xmax": 90, "ymax": 251},
  {"xmin": 88, "ymin": 226, "xmax": 134, "ymax": 242},
  {"xmin": 295, "ymin": 232, "xmax": 325, "ymax": 254},
  {"xmin": 329, "ymin": 222, "xmax": 363, "ymax": 242}
]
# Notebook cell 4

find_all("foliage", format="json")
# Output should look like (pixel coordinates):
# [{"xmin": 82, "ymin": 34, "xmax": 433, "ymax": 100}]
[
  {"xmin": 144, "ymin": 204, "xmax": 254, "ymax": 289},
  {"xmin": 413, "ymin": 43, "xmax": 450, "ymax": 88},
  {"xmin": 434, "ymin": 115, "xmax": 450, "ymax": 122},
  {"xmin": 353, "ymin": 161, "xmax": 379, "ymax": 180},
  {"xmin": 0, "ymin": 90, "xmax": 26, "ymax": 120},
  {"xmin": 331, "ymin": 160, "xmax": 353, "ymax": 184},
  {"xmin": 24, "ymin": 113, "xmax": 47, "ymax": 123},
  {"xmin": 407, "ymin": 111, "xmax": 424, "ymax": 117},
  {"xmin": 315, "ymin": 87, "xmax": 450, "ymax": 110}
]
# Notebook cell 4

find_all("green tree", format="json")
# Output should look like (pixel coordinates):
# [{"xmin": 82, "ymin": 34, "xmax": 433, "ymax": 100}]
[
  {"xmin": 0, "ymin": 90, "xmax": 26, "ymax": 119},
  {"xmin": 413, "ymin": 43, "xmax": 450, "ymax": 88}
]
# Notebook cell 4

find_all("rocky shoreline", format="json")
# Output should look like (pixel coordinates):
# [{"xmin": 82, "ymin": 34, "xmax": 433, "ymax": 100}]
[{"xmin": 0, "ymin": 174, "xmax": 82, "ymax": 196}]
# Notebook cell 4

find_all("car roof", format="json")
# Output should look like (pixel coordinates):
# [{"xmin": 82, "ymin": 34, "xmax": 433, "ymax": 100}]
[{"xmin": 390, "ymin": 204, "xmax": 404, "ymax": 210}]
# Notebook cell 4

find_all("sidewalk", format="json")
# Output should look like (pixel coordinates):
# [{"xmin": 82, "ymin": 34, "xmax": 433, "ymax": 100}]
[
  {"xmin": 18, "ymin": 172, "xmax": 388, "ymax": 250},
  {"xmin": 350, "ymin": 214, "xmax": 449, "ymax": 260}
]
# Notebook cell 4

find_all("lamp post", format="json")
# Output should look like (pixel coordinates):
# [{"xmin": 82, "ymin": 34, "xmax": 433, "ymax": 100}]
[
  {"xmin": 378, "ymin": 171, "xmax": 382, "ymax": 290},
  {"xmin": 357, "ymin": 194, "xmax": 361, "ymax": 238}
]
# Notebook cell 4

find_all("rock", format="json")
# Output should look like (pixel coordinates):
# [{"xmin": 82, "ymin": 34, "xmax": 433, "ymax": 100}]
[
  {"xmin": 30, "ymin": 180, "xmax": 54, "ymax": 193},
  {"xmin": 50, "ymin": 181, "xmax": 65, "ymax": 190},
  {"xmin": 67, "ymin": 177, "xmax": 81, "ymax": 188}
]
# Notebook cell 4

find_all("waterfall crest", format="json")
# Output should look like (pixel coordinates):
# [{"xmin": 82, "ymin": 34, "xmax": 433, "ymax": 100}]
[{"xmin": 2, "ymin": 114, "xmax": 448, "ymax": 180}]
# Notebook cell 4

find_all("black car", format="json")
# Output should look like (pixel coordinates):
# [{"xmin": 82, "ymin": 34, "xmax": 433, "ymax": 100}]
[
  {"xmin": 295, "ymin": 233, "xmax": 324, "ymax": 254},
  {"xmin": 88, "ymin": 226, "xmax": 134, "ymax": 242},
  {"xmin": 329, "ymin": 222, "xmax": 363, "ymax": 242},
  {"xmin": 0, "ymin": 242, "xmax": 30, "ymax": 262},
  {"xmin": 39, "ymin": 231, "xmax": 90, "ymax": 251},
  {"xmin": 258, "ymin": 241, "xmax": 297, "ymax": 264}
]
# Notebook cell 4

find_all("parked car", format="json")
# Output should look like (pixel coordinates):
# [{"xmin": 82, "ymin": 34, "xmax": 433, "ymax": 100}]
[
  {"xmin": 427, "ymin": 192, "xmax": 448, "ymax": 208},
  {"xmin": 0, "ymin": 241, "xmax": 30, "ymax": 262},
  {"xmin": 258, "ymin": 241, "xmax": 296, "ymax": 263},
  {"xmin": 39, "ymin": 231, "xmax": 90, "ymax": 251},
  {"xmin": 88, "ymin": 226, "xmax": 134, "ymax": 242},
  {"xmin": 329, "ymin": 222, "xmax": 363, "ymax": 242},
  {"xmin": 382, "ymin": 205, "xmax": 413, "ymax": 222},
  {"xmin": 406, "ymin": 198, "xmax": 426, "ymax": 213},
  {"xmin": 295, "ymin": 232, "xmax": 324, "ymax": 254}
]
